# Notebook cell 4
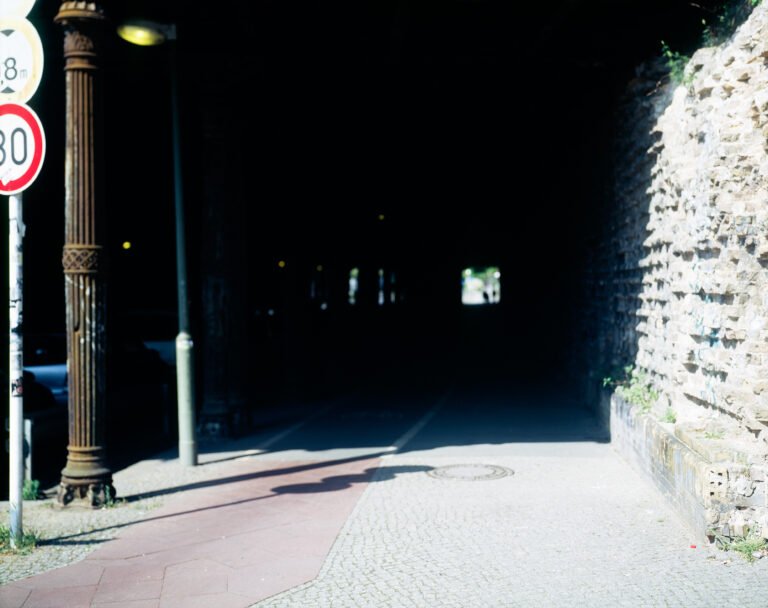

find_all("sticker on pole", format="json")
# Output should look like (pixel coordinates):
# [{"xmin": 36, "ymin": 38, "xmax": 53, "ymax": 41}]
[
  {"xmin": 0, "ymin": 102, "xmax": 45, "ymax": 195},
  {"xmin": 0, "ymin": 0, "xmax": 35, "ymax": 19},
  {"xmin": 0, "ymin": 18, "xmax": 44, "ymax": 103}
]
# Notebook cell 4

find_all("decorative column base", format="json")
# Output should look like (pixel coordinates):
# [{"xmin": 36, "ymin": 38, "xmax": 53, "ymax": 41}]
[
  {"xmin": 57, "ymin": 478, "xmax": 115, "ymax": 508},
  {"xmin": 57, "ymin": 445, "xmax": 114, "ymax": 507}
]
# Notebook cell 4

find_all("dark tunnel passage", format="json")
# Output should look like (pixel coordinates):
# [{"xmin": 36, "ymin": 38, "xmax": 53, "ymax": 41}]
[
  {"xmin": 6, "ymin": 0, "xmax": 748, "ymax": 488},
  {"xmin": 153, "ymin": 0, "xmax": 719, "ymax": 397}
]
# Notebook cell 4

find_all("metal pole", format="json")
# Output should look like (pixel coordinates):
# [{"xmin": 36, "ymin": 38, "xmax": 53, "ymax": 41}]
[
  {"xmin": 8, "ymin": 193, "xmax": 24, "ymax": 546},
  {"xmin": 170, "ymin": 40, "xmax": 197, "ymax": 466},
  {"xmin": 56, "ymin": 3, "xmax": 114, "ymax": 507}
]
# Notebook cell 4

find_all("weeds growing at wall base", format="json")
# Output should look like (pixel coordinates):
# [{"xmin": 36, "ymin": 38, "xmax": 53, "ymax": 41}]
[
  {"xmin": 603, "ymin": 365, "xmax": 659, "ymax": 413},
  {"xmin": 709, "ymin": 529, "xmax": 768, "ymax": 562}
]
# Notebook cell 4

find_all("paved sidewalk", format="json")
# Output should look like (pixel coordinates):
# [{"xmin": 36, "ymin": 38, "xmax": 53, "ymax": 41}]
[
  {"xmin": 257, "ymin": 448, "xmax": 768, "ymax": 608},
  {"xmin": 2, "ymin": 384, "xmax": 768, "ymax": 607},
  {"xmin": 1, "ymin": 454, "xmax": 380, "ymax": 607}
]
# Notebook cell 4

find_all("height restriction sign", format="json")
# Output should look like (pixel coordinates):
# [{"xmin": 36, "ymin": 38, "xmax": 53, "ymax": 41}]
[
  {"xmin": 0, "ymin": 18, "xmax": 44, "ymax": 103},
  {"xmin": 0, "ymin": 102, "xmax": 45, "ymax": 195},
  {"xmin": 0, "ymin": 0, "xmax": 35, "ymax": 18}
]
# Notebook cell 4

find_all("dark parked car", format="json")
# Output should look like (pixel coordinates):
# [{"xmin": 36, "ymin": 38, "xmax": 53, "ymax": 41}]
[
  {"xmin": 24, "ymin": 333, "xmax": 69, "ymax": 408},
  {"xmin": 24, "ymin": 322, "xmax": 175, "ymax": 410},
  {"xmin": 13, "ymin": 328, "xmax": 175, "ymax": 486}
]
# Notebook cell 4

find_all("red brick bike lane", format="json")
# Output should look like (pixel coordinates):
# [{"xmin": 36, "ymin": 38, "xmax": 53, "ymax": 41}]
[{"xmin": 0, "ymin": 455, "xmax": 381, "ymax": 608}]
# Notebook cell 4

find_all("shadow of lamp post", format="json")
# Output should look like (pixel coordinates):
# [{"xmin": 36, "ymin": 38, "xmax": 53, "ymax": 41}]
[{"xmin": 117, "ymin": 19, "xmax": 197, "ymax": 466}]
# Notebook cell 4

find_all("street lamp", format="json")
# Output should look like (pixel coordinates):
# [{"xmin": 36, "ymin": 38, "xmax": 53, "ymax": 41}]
[
  {"xmin": 116, "ymin": 20, "xmax": 170, "ymax": 46},
  {"xmin": 117, "ymin": 19, "xmax": 197, "ymax": 466}
]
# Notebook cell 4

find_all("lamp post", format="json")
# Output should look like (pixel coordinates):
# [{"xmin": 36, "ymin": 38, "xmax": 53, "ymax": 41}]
[
  {"xmin": 55, "ymin": 1, "xmax": 115, "ymax": 507},
  {"xmin": 117, "ymin": 20, "xmax": 197, "ymax": 466}
]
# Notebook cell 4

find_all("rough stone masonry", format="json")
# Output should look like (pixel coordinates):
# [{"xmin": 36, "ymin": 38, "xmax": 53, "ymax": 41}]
[{"xmin": 583, "ymin": 4, "xmax": 768, "ymax": 541}]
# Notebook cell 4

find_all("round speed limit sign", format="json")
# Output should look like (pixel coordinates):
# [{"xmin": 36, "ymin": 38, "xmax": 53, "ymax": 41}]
[{"xmin": 0, "ymin": 102, "xmax": 45, "ymax": 195}]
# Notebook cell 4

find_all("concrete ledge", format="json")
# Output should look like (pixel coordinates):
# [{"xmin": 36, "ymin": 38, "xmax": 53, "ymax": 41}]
[
  {"xmin": 611, "ymin": 393, "xmax": 712, "ymax": 539},
  {"xmin": 611, "ymin": 392, "xmax": 768, "ymax": 541}
]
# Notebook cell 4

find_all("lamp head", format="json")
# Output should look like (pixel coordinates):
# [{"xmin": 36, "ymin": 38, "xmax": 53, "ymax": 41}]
[{"xmin": 117, "ymin": 19, "xmax": 177, "ymax": 46}]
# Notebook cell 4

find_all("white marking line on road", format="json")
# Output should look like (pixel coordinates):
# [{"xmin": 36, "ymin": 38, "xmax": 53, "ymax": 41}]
[
  {"xmin": 255, "ymin": 404, "xmax": 337, "ymax": 452},
  {"xmin": 385, "ymin": 389, "xmax": 451, "ymax": 456}
]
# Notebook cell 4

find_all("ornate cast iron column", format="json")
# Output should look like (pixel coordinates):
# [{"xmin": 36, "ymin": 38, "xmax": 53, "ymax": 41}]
[
  {"xmin": 55, "ymin": 1, "xmax": 114, "ymax": 507},
  {"xmin": 196, "ymin": 60, "xmax": 249, "ymax": 440}
]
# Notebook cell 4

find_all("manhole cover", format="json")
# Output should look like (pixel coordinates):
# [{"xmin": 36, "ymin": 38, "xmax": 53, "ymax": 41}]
[{"xmin": 427, "ymin": 464, "xmax": 514, "ymax": 481}]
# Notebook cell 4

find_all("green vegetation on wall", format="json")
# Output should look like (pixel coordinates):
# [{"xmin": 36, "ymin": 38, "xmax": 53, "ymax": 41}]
[
  {"xmin": 603, "ymin": 365, "xmax": 659, "ymax": 414},
  {"xmin": 660, "ymin": 0, "xmax": 762, "ymax": 85}
]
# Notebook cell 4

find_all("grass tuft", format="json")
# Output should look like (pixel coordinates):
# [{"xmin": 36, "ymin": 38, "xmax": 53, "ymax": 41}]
[{"xmin": 0, "ymin": 524, "xmax": 39, "ymax": 555}]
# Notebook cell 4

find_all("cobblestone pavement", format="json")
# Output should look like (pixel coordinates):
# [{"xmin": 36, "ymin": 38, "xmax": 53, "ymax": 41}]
[
  {"xmin": 3, "ymin": 383, "xmax": 768, "ymax": 607},
  {"xmin": 254, "ymin": 393, "xmax": 768, "ymax": 608}
]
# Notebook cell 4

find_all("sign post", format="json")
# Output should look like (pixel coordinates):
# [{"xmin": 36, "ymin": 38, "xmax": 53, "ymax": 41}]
[
  {"xmin": 8, "ymin": 188, "xmax": 23, "ymax": 546},
  {"xmin": 1, "ymin": 0, "xmax": 44, "ymax": 548},
  {"xmin": 0, "ymin": 103, "xmax": 45, "ymax": 547}
]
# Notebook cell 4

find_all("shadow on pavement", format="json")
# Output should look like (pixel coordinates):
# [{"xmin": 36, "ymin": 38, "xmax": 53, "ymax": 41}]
[
  {"xmin": 271, "ymin": 465, "xmax": 432, "ymax": 494},
  {"xmin": 118, "ymin": 452, "xmax": 391, "ymax": 503},
  {"xmin": 41, "ymin": 464, "xmax": 428, "ymax": 545}
]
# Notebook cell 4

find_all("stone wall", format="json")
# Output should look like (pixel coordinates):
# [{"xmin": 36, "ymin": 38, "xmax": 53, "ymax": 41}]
[
  {"xmin": 586, "ymin": 4, "xmax": 768, "ymax": 538},
  {"xmin": 578, "ymin": 58, "xmax": 672, "ymax": 401}
]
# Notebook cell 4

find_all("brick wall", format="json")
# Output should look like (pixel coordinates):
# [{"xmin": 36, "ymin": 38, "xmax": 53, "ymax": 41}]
[{"xmin": 584, "ymin": 5, "xmax": 768, "ymax": 537}]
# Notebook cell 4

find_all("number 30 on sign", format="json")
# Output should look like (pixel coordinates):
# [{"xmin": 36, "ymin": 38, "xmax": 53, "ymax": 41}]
[{"xmin": 0, "ymin": 102, "xmax": 45, "ymax": 195}]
